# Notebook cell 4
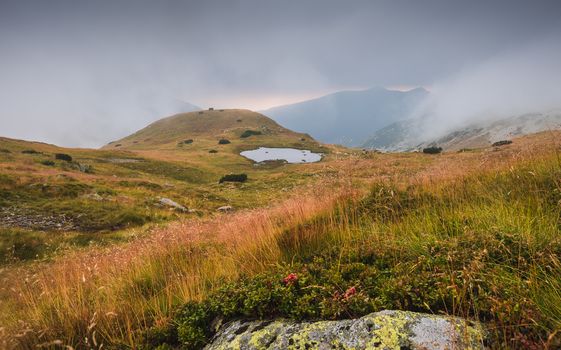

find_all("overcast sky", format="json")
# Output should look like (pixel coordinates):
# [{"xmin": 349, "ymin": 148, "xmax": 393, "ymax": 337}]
[{"xmin": 1, "ymin": 0, "xmax": 560, "ymax": 147}]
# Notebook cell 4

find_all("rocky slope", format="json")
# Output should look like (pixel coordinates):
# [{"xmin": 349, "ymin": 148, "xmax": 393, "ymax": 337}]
[{"xmin": 362, "ymin": 111, "xmax": 561, "ymax": 151}]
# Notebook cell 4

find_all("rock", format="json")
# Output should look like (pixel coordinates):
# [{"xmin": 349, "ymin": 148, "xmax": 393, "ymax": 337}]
[
  {"xmin": 76, "ymin": 163, "xmax": 93, "ymax": 173},
  {"xmin": 204, "ymin": 310, "xmax": 484, "ymax": 350},
  {"xmin": 159, "ymin": 198, "xmax": 187, "ymax": 212},
  {"xmin": 217, "ymin": 205, "xmax": 233, "ymax": 212}
]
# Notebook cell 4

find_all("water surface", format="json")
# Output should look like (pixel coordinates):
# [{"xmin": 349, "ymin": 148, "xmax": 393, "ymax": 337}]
[{"xmin": 240, "ymin": 147, "xmax": 322, "ymax": 164}]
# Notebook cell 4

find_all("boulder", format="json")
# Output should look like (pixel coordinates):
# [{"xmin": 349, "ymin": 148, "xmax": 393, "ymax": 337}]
[
  {"xmin": 159, "ymin": 198, "xmax": 187, "ymax": 212},
  {"xmin": 204, "ymin": 310, "xmax": 484, "ymax": 350},
  {"xmin": 217, "ymin": 205, "xmax": 233, "ymax": 212}
]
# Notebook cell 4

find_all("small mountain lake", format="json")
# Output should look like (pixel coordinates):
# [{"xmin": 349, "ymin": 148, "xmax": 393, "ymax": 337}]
[{"xmin": 240, "ymin": 147, "xmax": 322, "ymax": 164}]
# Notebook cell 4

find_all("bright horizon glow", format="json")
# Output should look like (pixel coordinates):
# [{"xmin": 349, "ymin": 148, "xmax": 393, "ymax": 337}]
[{"xmin": 191, "ymin": 90, "xmax": 338, "ymax": 111}]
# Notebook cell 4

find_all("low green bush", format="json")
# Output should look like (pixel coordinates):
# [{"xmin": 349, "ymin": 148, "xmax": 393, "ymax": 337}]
[
  {"xmin": 40, "ymin": 160, "xmax": 55, "ymax": 166},
  {"xmin": 218, "ymin": 139, "xmax": 231, "ymax": 145},
  {"xmin": 492, "ymin": 140, "xmax": 513, "ymax": 147},
  {"xmin": 218, "ymin": 174, "xmax": 247, "ymax": 183},
  {"xmin": 240, "ymin": 130, "xmax": 262, "ymax": 138},
  {"xmin": 55, "ymin": 153, "xmax": 73, "ymax": 162},
  {"xmin": 21, "ymin": 149, "xmax": 40, "ymax": 154},
  {"xmin": 422, "ymin": 146, "xmax": 442, "ymax": 154}
]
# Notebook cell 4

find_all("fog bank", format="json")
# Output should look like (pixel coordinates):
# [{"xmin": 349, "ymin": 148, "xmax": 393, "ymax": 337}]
[{"xmin": 413, "ymin": 39, "xmax": 561, "ymax": 140}]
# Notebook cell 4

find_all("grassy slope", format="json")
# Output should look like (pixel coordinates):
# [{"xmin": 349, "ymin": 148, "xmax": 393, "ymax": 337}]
[
  {"xmin": 1, "ymin": 131, "xmax": 560, "ymax": 349},
  {"xmin": 0, "ymin": 110, "xmax": 331, "ymax": 265}
]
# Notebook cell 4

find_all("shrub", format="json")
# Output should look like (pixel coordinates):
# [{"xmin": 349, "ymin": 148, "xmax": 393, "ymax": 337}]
[
  {"xmin": 218, "ymin": 139, "xmax": 231, "ymax": 145},
  {"xmin": 492, "ymin": 140, "xmax": 513, "ymax": 147},
  {"xmin": 0, "ymin": 149, "xmax": 10, "ymax": 153},
  {"xmin": 208, "ymin": 150, "xmax": 218, "ymax": 154},
  {"xmin": 55, "ymin": 153, "xmax": 73, "ymax": 162},
  {"xmin": 183, "ymin": 139, "xmax": 193, "ymax": 144},
  {"xmin": 219, "ymin": 174, "xmax": 248, "ymax": 183},
  {"xmin": 240, "ymin": 130, "xmax": 262, "ymax": 138},
  {"xmin": 40, "ymin": 160, "xmax": 55, "ymax": 166},
  {"xmin": 76, "ymin": 163, "xmax": 93, "ymax": 173},
  {"xmin": 422, "ymin": 146, "xmax": 442, "ymax": 154},
  {"xmin": 21, "ymin": 149, "xmax": 40, "ymax": 154}
]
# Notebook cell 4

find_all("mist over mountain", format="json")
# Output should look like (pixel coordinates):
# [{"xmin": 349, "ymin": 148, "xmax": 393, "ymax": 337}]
[
  {"xmin": 363, "ymin": 111, "xmax": 561, "ymax": 151},
  {"xmin": 262, "ymin": 87, "xmax": 428, "ymax": 146}
]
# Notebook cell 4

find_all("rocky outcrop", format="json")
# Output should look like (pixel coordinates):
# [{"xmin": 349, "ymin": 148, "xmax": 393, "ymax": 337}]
[
  {"xmin": 159, "ymin": 198, "xmax": 187, "ymax": 212},
  {"xmin": 0, "ymin": 206, "xmax": 77, "ymax": 231},
  {"xmin": 205, "ymin": 310, "xmax": 484, "ymax": 350}
]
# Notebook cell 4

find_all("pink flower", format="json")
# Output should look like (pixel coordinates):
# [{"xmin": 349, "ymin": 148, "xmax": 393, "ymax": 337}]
[
  {"xmin": 283, "ymin": 273, "xmax": 298, "ymax": 285},
  {"xmin": 343, "ymin": 286, "xmax": 356, "ymax": 299}
]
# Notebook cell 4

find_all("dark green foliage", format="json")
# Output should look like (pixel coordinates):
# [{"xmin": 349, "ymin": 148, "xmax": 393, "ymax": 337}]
[
  {"xmin": 492, "ymin": 140, "xmax": 513, "ymax": 147},
  {"xmin": 240, "ymin": 130, "xmax": 262, "ymax": 138},
  {"xmin": 21, "ymin": 149, "xmax": 40, "ymax": 154},
  {"xmin": 0, "ymin": 149, "xmax": 10, "ymax": 153},
  {"xmin": 181, "ymin": 139, "xmax": 194, "ymax": 145},
  {"xmin": 208, "ymin": 150, "xmax": 218, "ymax": 154},
  {"xmin": 55, "ymin": 153, "xmax": 73, "ymax": 162},
  {"xmin": 218, "ymin": 139, "xmax": 231, "ymax": 145},
  {"xmin": 139, "ymin": 323, "xmax": 179, "ymax": 350},
  {"xmin": 175, "ymin": 302, "xmax": 216, "ymax": 348},
  {"xmin": 422, "ymin": 146, "xmax": 442, "ymax": 154},
  {"xmin": 40, "ymin": 160, "xmax": 55, "ymax": 166},
  {"xmin": 219, "ymin": 174, "xmax": 247, "ymax": 183}
]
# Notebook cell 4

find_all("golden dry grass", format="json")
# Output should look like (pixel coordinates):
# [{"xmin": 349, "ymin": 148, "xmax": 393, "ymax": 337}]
[{"xmin": 0, "ymin": 131, "xmax": 559, "ymax": 349}]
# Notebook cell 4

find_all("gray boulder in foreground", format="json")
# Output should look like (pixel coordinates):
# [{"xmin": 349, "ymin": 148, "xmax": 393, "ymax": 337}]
[{"xmin": 205, "ymin": 310, "xmax": 484, "ymax": 350}]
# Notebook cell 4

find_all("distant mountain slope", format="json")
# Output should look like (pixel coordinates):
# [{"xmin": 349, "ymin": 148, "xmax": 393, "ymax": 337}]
[
  {"xmin": 102, "ymin": 109, "xmax": 318, "ymax": 151},
  {"xmin": 363, "ymin": 111, "xmax": 561, "ymax": 151},
  {"xmin": 261, "ymin": 87, "xmax": 429, "ymax": 146}
]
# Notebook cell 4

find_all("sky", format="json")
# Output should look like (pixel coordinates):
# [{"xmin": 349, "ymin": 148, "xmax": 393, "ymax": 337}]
[{"xmin": 1, "ymin": 0, "xmax": 560, "ymax": 147}]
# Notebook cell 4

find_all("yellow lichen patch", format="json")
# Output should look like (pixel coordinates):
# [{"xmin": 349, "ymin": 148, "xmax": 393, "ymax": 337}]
[
  {"xmin": 285, "ymin": 320, "xmax": 331, "ymax": 349},
  {"xmin": 364, "ymin": 312, "xmax": 411, "ymax": 349},
  {"xmin": 248, "ymin": 321, "xmax": 284, "ymax": 349}
]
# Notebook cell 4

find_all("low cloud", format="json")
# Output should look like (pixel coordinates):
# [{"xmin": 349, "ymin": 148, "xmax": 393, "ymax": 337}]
[{"xmin": 412, "ymin": 38, "xmax": 561, "ymax": 140}]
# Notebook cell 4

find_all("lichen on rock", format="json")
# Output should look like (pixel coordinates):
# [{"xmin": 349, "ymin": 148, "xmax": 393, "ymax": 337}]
[{"xmin": 204, "ymin": 310, "xmax": 485, "ymax": 350}]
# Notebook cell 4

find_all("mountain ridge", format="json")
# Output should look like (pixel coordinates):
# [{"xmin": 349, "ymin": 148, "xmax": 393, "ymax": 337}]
[
  {"xmin": 362, "ymin": 110, "xmax": 561, "ymax": 151},
  {"xmin": 261, "ymin": 87, "xmax": 429, "ymax": 146}
]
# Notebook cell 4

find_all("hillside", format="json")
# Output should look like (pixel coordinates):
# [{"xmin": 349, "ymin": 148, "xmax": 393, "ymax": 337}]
[
  {"xmin": 0, "ymin": 111, "xmax": 330, "ymax": 267},
  {"xmin": 2, "ymin": 131, "xmax": 560, "ymax": 349},
  {"xmin": 262, "ymin": 87, "xmax": 428, "ymax": 146},
  {"xmin": 104, "ymin": 109, "xmax": 315, "ymax": 150},
  {"xmin": 363, "ymin": 110, "xmax": 561, "ymax": 151}
]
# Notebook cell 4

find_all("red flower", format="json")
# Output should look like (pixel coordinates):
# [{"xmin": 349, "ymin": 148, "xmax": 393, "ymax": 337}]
[
  {"xmin": 343, "ymin": 286, "xmax": 356, "ymax": 299},
  {"xmin": 283, "ymin": 273, "xmax": 298, "ymax": 285}
]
